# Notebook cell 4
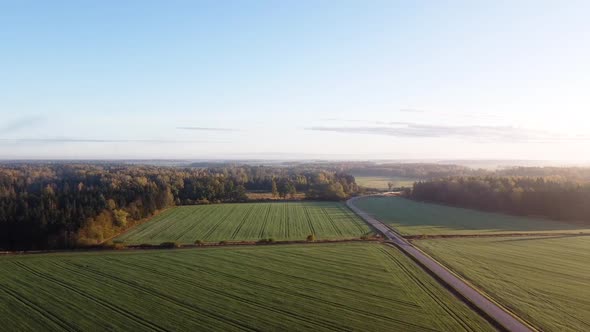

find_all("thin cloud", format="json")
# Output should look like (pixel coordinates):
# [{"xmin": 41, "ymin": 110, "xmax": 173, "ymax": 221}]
[
  {"xmin": 399, "ymin": 108, "xmax": 504, "ymax": 121},
  {"xmin": 399, "ymin": 108, "xmax": 426, "ymax": 113},
  {"xmin": 177, "ymin": 127, "xmax": 239, "ymax": 131},
  {"xmin": 306, "ymin": 123, "xmax": 587, "ymax": 143},
  {"xmin": 0, "ymin": 138, "xmax": 229, "ymax": 144},
  {"xmin": 375, "ymin": 121, "xmax": 413, "ymax": 125},
  {"xmin": 320, "ymin": 118, "xmax": 364, "ymax": 123},
  {"xmin": 0, "ymin": 115, "xmax": 45, "ymax": 134}
]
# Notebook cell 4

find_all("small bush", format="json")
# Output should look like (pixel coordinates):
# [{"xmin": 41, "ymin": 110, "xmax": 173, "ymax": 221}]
[
  {"xmin": 360, "ymin": 235, "xmax": 369, "ymax": 240},
  {"xmin": 160, "ymin": 241, "xmax": 181, "ymax": 249},
  {"xmin": 113, "ymin": 243, "xmax": 126, "ymax": 250},
  {"xmin": 101, "ymin": 241, "xmax": 117, "ymax": 250},
  {"xmin": 219, "ymin": 240, "xmax": 227, "ymax": 245},
  {"xmin": 306, "ymin": 234, "xmax": 316, "ymax": 242},
  {"xmin": 194, "ymin": 240, "xmax": 204, "ymax": 246},
  {"xmin": 139, "ymin": 243, "xmax": 153, "ymax": 248}
]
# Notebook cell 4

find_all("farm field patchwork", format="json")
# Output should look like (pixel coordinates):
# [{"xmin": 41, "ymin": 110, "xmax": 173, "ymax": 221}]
[
  {"xmin": 0, "ymin": 243, "xmax": 494, "ymax": 331},
  {"xmin": 416, "ymin": 236, "xmax": 590, "ymax": 332},
  {"xmin": 115, "ymin": 202, "xmax": 373, "ymax": 245},
  {"xmin": 354, "ymin": 196, "xmax": 590, "ymax": 235}
]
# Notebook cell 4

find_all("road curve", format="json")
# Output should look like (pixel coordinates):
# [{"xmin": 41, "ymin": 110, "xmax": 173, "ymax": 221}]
[{"xmin": 347, "ymin": 196, "xmax": 535, "ymax": 332}]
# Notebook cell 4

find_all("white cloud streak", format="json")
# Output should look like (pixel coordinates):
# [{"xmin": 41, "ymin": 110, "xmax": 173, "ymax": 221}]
[{"xmin": 306, "ymin": 123, "xmax": 589, "ymax": 143}]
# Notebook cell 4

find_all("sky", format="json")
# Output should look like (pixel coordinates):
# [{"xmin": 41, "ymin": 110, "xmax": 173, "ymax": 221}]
[{"xmin": 1, "ymin": 0, "xmax": 590, "ymax": 161}]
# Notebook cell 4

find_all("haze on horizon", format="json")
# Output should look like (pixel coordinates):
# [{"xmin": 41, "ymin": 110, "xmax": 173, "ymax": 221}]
[{"xmin": 1, "ymin": 1, "xmax": 589, "ymax": 161}]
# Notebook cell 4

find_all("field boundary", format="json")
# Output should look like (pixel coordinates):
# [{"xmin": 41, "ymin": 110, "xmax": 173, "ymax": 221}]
[
  {"xmin": 405, "ymin": 232, "xmax": 589, "ymax": 240},
  {"xmin": 0, "ymin": 238, "xmax": 384, "ymax": 256}
]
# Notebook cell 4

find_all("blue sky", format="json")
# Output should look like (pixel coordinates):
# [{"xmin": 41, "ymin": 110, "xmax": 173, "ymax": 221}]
[{"xmin": 1, "ymin": 1, "xmax": 589, "ymax": 160}]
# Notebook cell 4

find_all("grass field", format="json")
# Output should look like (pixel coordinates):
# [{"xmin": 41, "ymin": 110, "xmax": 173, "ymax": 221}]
[
  {"xmin": 0, "ymin": 243, "xmax": 494, "ymax": 331},
  {"xmin": 354, "ymin": 196, "xmax": 590, "ymax": 235},
  {"xmin": 353, "ymin": 176, "xmax": 415, "ymax": 190},
  {"xmin": 416, "ymin": 236, "xmax": 590, "ymax": 332},
  {"xmin": 115, "ymin": 202, "xmax": 373, "ymax": 245}
]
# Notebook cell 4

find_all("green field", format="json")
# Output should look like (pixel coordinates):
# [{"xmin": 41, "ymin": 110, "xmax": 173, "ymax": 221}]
[
  {"xmin": 353, "ymin": 176, "xmax": 415, "ymax": 190},
  {"xmin": 0, "ymin": 243, "xmax": 493, "ymax": 331},
  {"xmin": 116, "ymin": 202, "xmax": 373, "ymax": 245},
  {"xmin": 354, "ymin": 196, "xmax": 590, "ymax": 235},
  {"xmin": 417, "ymin": 236, "xmax": 590, "ymax": 332}
]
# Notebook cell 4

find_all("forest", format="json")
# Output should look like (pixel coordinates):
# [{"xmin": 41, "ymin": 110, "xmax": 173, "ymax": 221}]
[
  {"xmin": 192, "ymin": 162, "xmax": 484, "ymax": 180},
  {"xmin": 411, "ymin": 176, "xmax": 590, "ymax": 223},
  {"xmin": 0, "ymin": 164, "xmax": 358, "ymax": 250},
  {"xmin": 335, "ymin": 162, "xmax": 590, "ymax": 183}
]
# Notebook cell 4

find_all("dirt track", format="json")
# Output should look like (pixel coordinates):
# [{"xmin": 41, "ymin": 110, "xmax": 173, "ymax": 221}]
[{"xmin": 347, "ymin": 196, "xmax": 535, "ymax": 332}]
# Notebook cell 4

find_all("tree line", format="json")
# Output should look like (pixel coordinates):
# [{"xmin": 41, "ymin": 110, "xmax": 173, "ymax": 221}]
[
  {"xmin": 310, "ymin": 161, "xmax": 590, "ymax": 184},
  {"xmin": 0, "ymin": 164, "xmax": 358, "ymax": 250},
  {"xmin": 411, "ymin": 176, "xmax": 590, "ymax": 223}
]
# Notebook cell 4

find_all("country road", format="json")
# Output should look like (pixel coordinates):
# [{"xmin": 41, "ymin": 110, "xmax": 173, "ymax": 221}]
[{"xmin": 347, "ymin": 196, "xmax": 535, "ymax": 332}]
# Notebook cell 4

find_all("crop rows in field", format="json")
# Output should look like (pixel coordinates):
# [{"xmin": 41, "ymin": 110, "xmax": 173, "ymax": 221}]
[
  {"xmin": 116, "ymin": 202, "xmax": 373, "ymax": 244},
  {"xmin": 416, "ymin": 236, "xmax": 590, "ymax": 332},
  {"xmin": 354, "ymin": 196, "xmax": 590, "ymax": 235},
  {"xmin": 0, "ymin": 243, "xmax": 494, "ymax": 331}
]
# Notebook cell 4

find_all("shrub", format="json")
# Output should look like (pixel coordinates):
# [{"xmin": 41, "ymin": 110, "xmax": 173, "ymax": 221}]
[
  {"xmin": 257, "ymin": 238, "xmax": 275, "ymax": 245},
  {"xmin": 112, "ymin": 243, "xmax": 126, "ymax": 250},
  {"xmin": 306, "ymin": 234, "xmax": 316, "ymax": 242},
  {"xmin": 219, "ymin": 240, "xmax": 227, "ymax": 245},
  {"xmin": 101, "ymin": 241, "xmax": 120, "ymax": 250},
  {"xmin": 360, "ymin": 235, "xmax": 369, "ymax": 240},
  {"xmin": 160, "ymin": 241, "xmax": 180, "ymax": 249},
  {"xmin": 194, "ymin": 240, "xmax": 204, "ymax": 246}
]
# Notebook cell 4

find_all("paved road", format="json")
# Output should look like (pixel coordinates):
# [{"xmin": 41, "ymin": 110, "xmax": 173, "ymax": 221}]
[{"xmin": 347, "ymin": 196, "xmax": 535, "ymax": 332}]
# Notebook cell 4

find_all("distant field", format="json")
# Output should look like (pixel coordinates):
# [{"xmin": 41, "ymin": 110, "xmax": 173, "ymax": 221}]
[
  {"xmin": 354, "ymin": 196, "xmax": 590, "ymax": 235},
  {"xmin": 354, "ymin": 176, "xmax": 415, "ymax": 190},
  {"xmin": 116, "ymin": 202, "xmax": 373, "ymax": 244},
  {"xmin": 417, "ymin": 236, "xmax": 590, "ymax": 332},
  {"xmin": 0, "ymin": 243, "xmax": 494, "ymax": 331},
  {"xmin": 245, "ymin": 191, "xmax": 306, "ymax": 200}
]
